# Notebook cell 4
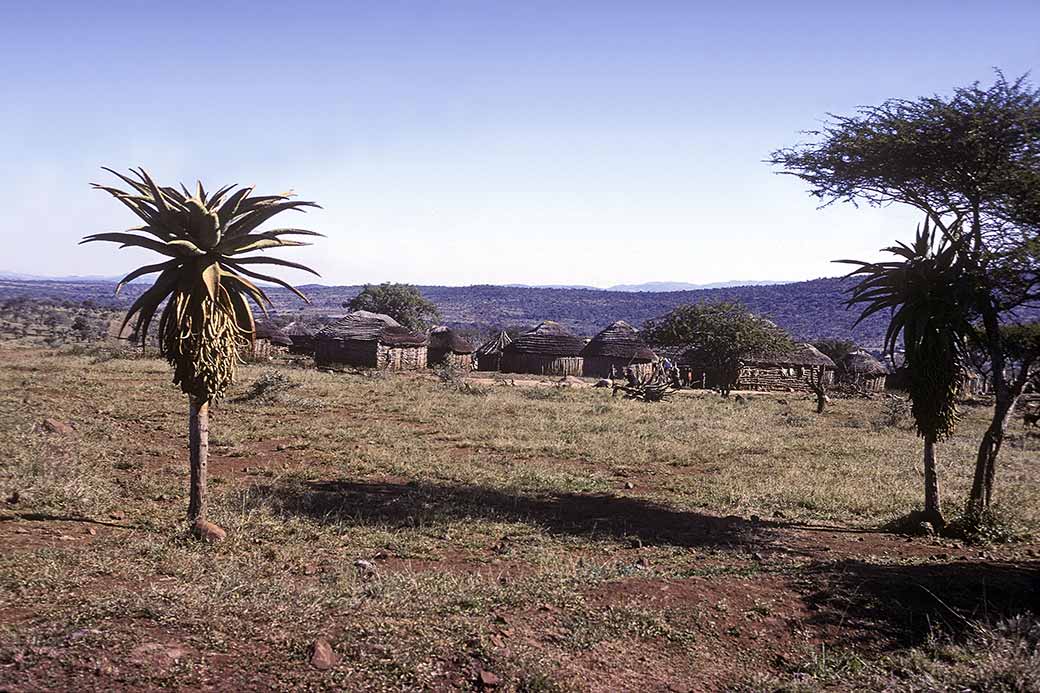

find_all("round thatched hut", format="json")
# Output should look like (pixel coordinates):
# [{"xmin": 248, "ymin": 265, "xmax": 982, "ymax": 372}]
[
  {"xmin": 501, "ymin": 321, "xmax": 584, "ymax": 376},
  {"xmin": 283, "ymin": 321, "xmax": 317, "ymax": 355},
  {"xmin": 475, "ymin": 331, "xmax": 512, "ymax": 372},
  {"xmin": 581, "ymin": 320, "xmax": 656, "ymax": 379},
  {"xmin": 314, "ymin": 311, "xmax": 428, "ymax": 370},
  {"xmin": 248, "ymin": 322, "xmax": 293, "ymax": 361},
  {"xmin": 839, "ymin": 349, "xmax": 888, "ymax": 391},
  {"xmin": 427, "ymin": 327, "xmax": 475, "ymax": 370}
]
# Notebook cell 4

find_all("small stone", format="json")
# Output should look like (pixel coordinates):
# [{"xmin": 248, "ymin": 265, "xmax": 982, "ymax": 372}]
[
  {"xmin": 86, "ymin": 527, "xmax": 97, "ymax": 536},
  {"xmin": 192, "ymin": 520, "xmax": 227, "ymax": 543},
  {"xmin": 918, "ymin": 521, "xmax": 935, "ymax": 537},
  {"xmin": 624, "ymin": 481, "xmax": 634, "ymax": 490},
  {"xmin": 478, "ymin": 670, "xmax": 501, "ymax": 687},
  {"xmin": 109, "ymin": 511, "xmax": 126, "ymax": 521},
  {"xmin": 309, "ymin": 639, "xmax": 337, "ymax": 670},
  {"xmin": 41, "ymin": 418, "xmax": 75, "ymax": 435},
  {"xmin": 354, "ymin": 559, "xmax": 376, "ymax": 575}
]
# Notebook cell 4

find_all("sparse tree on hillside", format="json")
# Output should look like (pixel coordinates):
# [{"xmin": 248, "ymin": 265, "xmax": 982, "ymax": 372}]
[
  {"xmin": 771, "ymin": 71, "xmax": 1040, "ymax": 517},
  {"xmin": 642, "ymin": 301, "xmax": 792, "ymax": 396},
  {"xmin": 83, "ymin": 168, "xmax": 322, "ymax": 538},
  {"xmin": 840, "ymin": 221, "xmax": 975, "ymax": 530},
  {"xmin": 343, "ymin": 282, "xmax": 441, "ymax": 332}
]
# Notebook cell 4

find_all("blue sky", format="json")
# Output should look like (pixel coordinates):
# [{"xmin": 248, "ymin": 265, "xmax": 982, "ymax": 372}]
[{"xmin": 2, "ymin": 1, "xmax": 1037, "ymax": 287}]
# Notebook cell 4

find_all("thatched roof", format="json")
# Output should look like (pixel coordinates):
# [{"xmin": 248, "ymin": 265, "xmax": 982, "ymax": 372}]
[
  {"xmin": 475, "ymin": 331, "xmax": 512, "ymax": 358},
  {"xmin": 255, "ymin": 322, "xmax": 292, "ymax": 347},
  {"xmin": 316, "ymin": 311, "xmax": 427, "ymax": 347},
  {"xmin": 842, "ymin": 349, "xmax": 888, "ymax": 376},
  {"xmin": 505, "ymin": 321, "xmax": 584, "ymax": 356},
  {"xmin": 283, "ymin": 321, "xmax": 316, "ymax": 338},
  {"xmin": 428, "ymin": 326, "xmax": 474, "ymax": 354},
  {"xmin": 744, "ymin": 343, "xmax": 836, "ymax": 369},
  {"xmin": 582, "ymin": 320, "xmax": 655, "ymax": 361}
]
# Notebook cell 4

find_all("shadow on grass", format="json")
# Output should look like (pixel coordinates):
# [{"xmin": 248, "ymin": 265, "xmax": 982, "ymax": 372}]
[
  {"xmin": 243, "ymin": 478, "xmax": 771, "ymax": 550},
  {"xmin": 801, "ymin": 558, "xmax": 1040, "ymax": 648}
]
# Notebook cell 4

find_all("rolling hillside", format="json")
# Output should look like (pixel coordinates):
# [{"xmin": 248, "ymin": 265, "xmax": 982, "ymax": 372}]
[{"xmin": 4, "ymin": 276, "xmax": 1038, "ymax": 348}]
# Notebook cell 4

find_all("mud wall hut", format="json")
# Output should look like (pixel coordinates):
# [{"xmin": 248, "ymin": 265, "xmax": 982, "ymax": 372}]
[
  {"xmin": 674, "ymin": 343, "xmax": 836, "ymax": 392},
  {"xmin": 736, "ymin": 343, "xmax": 836, "ymax": 391},
  {"xmin": 314, "ymin": 311, "xmax": 427, "ymax": 370},
  {"xmin": 475, "ymin": 331, "xmax": 512, "ymax": 372},
  {"xmin": 501, "ymin": 321, "xmax": 584, "ymax": 376},
  {"xmin": 427, "ymin": 327, "xmax": 475, "ymax": 370},
  {"xmin": 581, "ymin": 320, "xmax": 656, "ymax": 380},
  {"xmin": 838, "ymin": 349, "xmax": 888, "ymax": 392}
]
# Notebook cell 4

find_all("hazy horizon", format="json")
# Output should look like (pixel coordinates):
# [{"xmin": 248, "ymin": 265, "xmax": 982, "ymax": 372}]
[{"xmin": 2, "ymin": 2, "xmax": 1036, "ymax": 287}]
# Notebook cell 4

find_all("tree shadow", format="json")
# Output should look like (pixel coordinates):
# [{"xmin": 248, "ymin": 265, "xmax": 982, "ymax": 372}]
[
  {"xmin": 245, "ymin": 478, "xmax": 773, "ymax": 550},
  {"xmin": 800, "ymin": 558, "xmax": 1040, "ymax": 649}
]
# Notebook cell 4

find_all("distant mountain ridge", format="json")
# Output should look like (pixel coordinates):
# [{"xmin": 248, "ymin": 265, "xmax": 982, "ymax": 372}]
[
  {"xmin": 606, "ymin": 280, "xmax": 785, "ymax": 292},
  {"xmin": 5, "ymin": 271, "xmax": 781, "ymax": 293},
  {"xmin": 4, "ymin": 275, "xmax": 1038, "ymax": 350}
]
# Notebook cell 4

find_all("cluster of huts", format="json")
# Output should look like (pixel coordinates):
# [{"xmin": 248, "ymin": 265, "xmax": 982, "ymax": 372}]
[{"xmin": 253, "ymin": 311, "xmax": 892, "ymax": 393}]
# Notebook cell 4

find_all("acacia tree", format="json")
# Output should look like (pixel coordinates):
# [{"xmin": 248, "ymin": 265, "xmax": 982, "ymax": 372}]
[
  {"xmin": 642, "ymin": 301, "xmax": 792, "ymax": 396},
  {"xmin": 771, "ymin": 72, "xmax": 1040, "ymax": 515},
  {"xmin": 841, "ymin": 221, "xmax": 975, "ymax": 528},
  {"xmin": 343, "ymin": 282, "xmax": 441, "ymax": 332},
  {"xmin": 83, "ymin": 168, "xmax": 321, "ymax": 537}
]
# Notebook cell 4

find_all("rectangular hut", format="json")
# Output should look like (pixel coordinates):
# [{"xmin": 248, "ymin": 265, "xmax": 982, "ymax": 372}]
[
  {"xmin": 314, "ymin": 311, "xmax": 428, "ymax": 370},
  {"xmin": 678, "ymin": 343, "xmax": 836, "ymax": 392}
]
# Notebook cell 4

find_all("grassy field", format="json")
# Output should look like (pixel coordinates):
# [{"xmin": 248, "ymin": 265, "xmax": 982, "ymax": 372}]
[{"xmin": 0, "ymin": 346, "xmax": 1037, "ymax": 691}]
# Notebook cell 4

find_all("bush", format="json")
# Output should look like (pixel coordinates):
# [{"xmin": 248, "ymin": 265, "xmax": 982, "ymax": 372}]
[{"xmin": 234, "ymin": 370, "xmax": 300, "ymax": 403}]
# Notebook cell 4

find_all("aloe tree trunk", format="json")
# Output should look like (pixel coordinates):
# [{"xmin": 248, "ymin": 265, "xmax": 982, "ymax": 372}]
[
  {"xmin": 188, "ymin": 396, "xmax": 209, "ymax": 523},
  {"xmin": 922, "ymin": 435, "xmax": 944, "ymax": 528}
]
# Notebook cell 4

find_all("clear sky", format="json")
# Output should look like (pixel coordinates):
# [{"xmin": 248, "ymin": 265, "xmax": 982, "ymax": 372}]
[{"xmin": 1, "ymin": 1, "xmax": 1037, "ymax": 287}]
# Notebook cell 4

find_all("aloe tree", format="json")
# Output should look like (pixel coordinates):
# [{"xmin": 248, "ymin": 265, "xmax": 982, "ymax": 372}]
[
  {"xmin": 840, "ymin": 221, "xmax": 974, "ymax": 529},
  {"xmin": 83, "ymin": 168, "xmax": 321, "ymax": 535}
]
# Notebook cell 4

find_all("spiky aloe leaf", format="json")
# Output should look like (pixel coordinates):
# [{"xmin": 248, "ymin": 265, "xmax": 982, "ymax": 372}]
[{"xmin": 85, "ymin": 167, "xmax": 321, "ymax": 401}]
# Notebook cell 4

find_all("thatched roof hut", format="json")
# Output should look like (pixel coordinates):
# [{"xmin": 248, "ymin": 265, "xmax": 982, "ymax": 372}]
[
  {"xmin": 670, "ymin": 342, "xmax": 836, "ymax": 392},
  {"xmin": 283, "ymin": 321, "xmax": 317, "ymax": 355},
  {"xmin": 839, "ymin": 349, "xmax": 888, "ymax": 391},
  {"xmin": 581, "ymin": 320, "xmax": 656, "ymax": 379},
  {"xmin": 314, "ymin": 311, "xmax": 428, "ymax": 370},
  {"xmin": 248, "ymin": 322, "xmax": 292, "ymax": 361},
  {"xmin": 475, "ymin": 331, "xmax": 512, "ymax": 372},
  {"xmin": 427, "ymin": 326, "xmax": 475, "ymax": 369},
  {"xmin": 501, "ymin": 321, "xmax": 584, "ymax": 376}
]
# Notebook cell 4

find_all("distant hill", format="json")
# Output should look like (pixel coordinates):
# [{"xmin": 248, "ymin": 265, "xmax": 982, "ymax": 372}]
[
  {"xmin": 4, "ymin": 276, "xmax": 1038, "ymax": 350},
  {"xmin": 606, "ymin": 280, "xmax": 785, "ymax": 292}
]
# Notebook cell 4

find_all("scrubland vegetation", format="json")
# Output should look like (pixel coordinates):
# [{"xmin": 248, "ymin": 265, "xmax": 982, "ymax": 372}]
[{"xmin": 1, "ymin": 346, "xmax": 1037, "ymax": 690}]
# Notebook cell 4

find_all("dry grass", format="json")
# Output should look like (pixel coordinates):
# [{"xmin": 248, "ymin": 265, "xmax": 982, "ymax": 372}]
[{"xmin": 0, "ymin": 346, "xmax": 1037, "ymax": 690}]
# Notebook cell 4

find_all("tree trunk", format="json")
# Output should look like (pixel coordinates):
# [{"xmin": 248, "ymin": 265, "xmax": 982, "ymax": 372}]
[
  {"xmin": 968, "ymin": 385, "xmax": 1019, "ymax": 512},
  {"xmin": 808, "ymin": 368, "xmax": 827, "ymax": 414},
  {"xmin": 188, "ymin": 396, "xmax": 209, "ymax": 523},
  {"xmin": 922, "ymin": 435, "xmax": 945, "ymax": 529}
]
